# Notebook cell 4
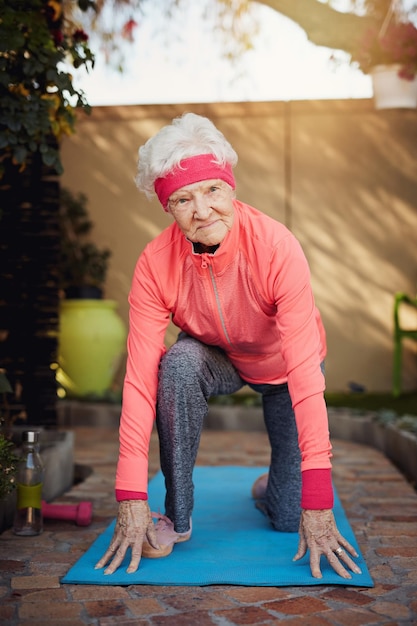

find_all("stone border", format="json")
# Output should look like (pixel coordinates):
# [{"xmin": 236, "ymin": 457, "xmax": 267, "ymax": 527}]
[
  {"xmin": 327, "ymin": 407, "xmax": 417, "ymax": 488},
  {"xmin": 206, "ymin": 405, "xmax": 417, "ymax": 488}
]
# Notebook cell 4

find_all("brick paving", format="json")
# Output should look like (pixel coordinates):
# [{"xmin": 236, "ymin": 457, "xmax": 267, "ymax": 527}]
[{"xmin": 1, "ymin": 410, "xmax": 417, "ymax": 625}]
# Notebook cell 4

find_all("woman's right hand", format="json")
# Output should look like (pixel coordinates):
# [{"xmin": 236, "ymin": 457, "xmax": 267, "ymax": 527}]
[
  {"xmin": 293, "ymin": 508, "xmax": 362, "ymax": 579},
  {"xmin": 94, "ymin": 500, "xmax": 160, "ymax": 575}
]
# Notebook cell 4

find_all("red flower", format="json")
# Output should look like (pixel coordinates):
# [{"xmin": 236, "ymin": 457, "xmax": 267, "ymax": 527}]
[
  {"xmin": 121, "ymin": 18, "xmax": 138, "ymax": 42},
  {"xmin": 52, "ymin": 29, "xmax": 63, "ymax": 46},
  {"xmin": 73, "ymin": 29, "xmax": 89, "ymax": 43}
]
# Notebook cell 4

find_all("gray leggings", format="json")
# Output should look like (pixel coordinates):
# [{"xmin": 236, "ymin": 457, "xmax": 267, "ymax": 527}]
[{"xmin": 156, "ymin": 334, "xmax": 302, "ymax": 534}]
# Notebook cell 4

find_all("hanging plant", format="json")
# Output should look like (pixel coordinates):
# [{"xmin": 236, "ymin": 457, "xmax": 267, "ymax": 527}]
[
  {"xmin": 0, "ymin": 0, "xmax": 95, "ymax": 179},
  {"xmin": 352, "ymin": 20, "xmax": 417, "ymax": 79}
]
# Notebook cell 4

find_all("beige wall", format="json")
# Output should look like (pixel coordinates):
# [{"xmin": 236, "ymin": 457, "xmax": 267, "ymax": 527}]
[{"xmin": 61, "ymin": 100, "xmax": 417, "ymax": 393}]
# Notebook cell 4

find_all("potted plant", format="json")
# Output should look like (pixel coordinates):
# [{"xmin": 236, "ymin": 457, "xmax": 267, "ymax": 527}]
[
  {"xmin": 351, "ymin": 21, "xmax": 417, "ymax": 109},
  {"xmin": 57, "ymin": 188, "xmax": 127, "ymax": 399},
  {"xmin": 58, "ymin": 188, "xmax": 112, "ymax": 299}
]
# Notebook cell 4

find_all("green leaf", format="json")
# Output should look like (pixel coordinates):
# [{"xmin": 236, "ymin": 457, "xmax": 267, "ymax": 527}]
[
  {"xmin": 0, "ymin": 372, "xmax": 13, "ymax": 394},
  {"xmin": 12, "ymin": 145, "xmax": 28, "ymax": 163},
  {"xmin": 6, "ymin": 118, "xmax": 22, "ymax": 132}
]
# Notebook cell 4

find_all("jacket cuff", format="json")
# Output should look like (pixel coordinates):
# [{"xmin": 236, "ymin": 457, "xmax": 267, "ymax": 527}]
[
  {"xmin": 116, "ymin": 489, "xmax": 148, "ymax": 502},
  {"xmin": 301, "ymin": 468, "xmax": 333, "ymax": 509}
]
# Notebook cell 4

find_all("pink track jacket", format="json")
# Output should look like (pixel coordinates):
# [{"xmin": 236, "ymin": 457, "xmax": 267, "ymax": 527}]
[{"xmin": 116, "ymin": 199, "xmax": 333, "ymax": 510}]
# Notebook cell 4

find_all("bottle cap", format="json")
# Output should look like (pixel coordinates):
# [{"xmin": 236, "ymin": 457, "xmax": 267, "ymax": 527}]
[{"xmin": 22, "ymin": 431, "xmax": 40, "ymax": 444}]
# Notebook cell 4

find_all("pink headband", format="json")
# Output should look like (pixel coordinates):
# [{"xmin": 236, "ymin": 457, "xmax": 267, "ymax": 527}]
[{"xmin": 154, "ymin": 154, "xmax": 235, "ymax": 210}]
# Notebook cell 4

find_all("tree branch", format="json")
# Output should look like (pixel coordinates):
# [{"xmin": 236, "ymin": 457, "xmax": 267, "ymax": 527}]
[{"xmin": 253, "ymin": 0, "xmax": 379, "ymax": 55}]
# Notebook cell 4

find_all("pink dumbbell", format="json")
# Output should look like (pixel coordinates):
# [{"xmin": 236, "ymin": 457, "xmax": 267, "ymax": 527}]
[{"xmin": 42, "ymin": 500, "xmax": 93, "ymax": 526}]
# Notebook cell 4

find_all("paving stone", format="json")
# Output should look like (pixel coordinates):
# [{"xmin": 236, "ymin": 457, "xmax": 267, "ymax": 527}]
[
  {"xmin": 325, "ymin": 608, "xmax": 385, "ymax": 625},
  {"xmin": 30, "ymin": 562, "xmax": 73, "ymax": 577},
  {"xmin": 127, "ymin": 584, "xmax": 191, "ymax": 597},
  {"xmin": 366, "ymin": 563, "xmax": 396, "ymax": 581},
  {"xmin": 277, "ymin": 617, "xmax": 332, "ymax": 626},
  {"xmin": 376, "ymin": 546, "xmax": 417, "ymax": 557},
  {"xmin": 98, "ymin": 615, "xmax": 150, "ymax": 626},
  {"xmin": 161, "ymin": 589, "xmax": 236, "ymax": 611},
  {"xmin": 11, "ymin": 575, "xmax": 61, "ymax": 590},
  {"xmin": 214, "ymin": 605, "xmax": 275, "ymax": 624},
  {"xmin": 150, "ymin": 611, "xmax": 219, "ymax": 625},
  {"xmin": 18, "ymin": 588, "xmax": 67, "ymax": 603},
  {"xmin": 388, "ymin": 556, "xmax": 417, "ymax": 570},
  {"xmin": 0, "ymin": 560, "xmax": 26, "ymax": 575},
  {"xmin": 18, "ymin": 600, "xmax": 83, "ymax": 621},
  {"xmin": 18, "ymin": 620, "xmax": 85, "ymax": 626},
  {"xmin": 266, "ymin": 596, "xmax": 329, "ymax": 616},
  {"xmin": 223, "ymin": 586, "xmax": 293, "ymax": 603},
  {"xmin": 30, "ymin": 551, "xmax": 76, "ymax": 564},
  {"xmin": 322, "ymin": 588, "xmax": 373, "ymax": 606},
  {"xmin": 69, "ymin": 584, "xmax": 130, "ymax": 601},
  {"xmin": 0, "ymin": 605, "xmax": 16, "ymax": 622},
  {"xmin": 124, "ymin": 597, "xmax": 166, "ymax": 616},
  {"xmin": 362, "ymin": 583, "xmax": 397, "ymax": 597},
  {"xmin": 371, "ymin": 600, "xmax": 411, "ymax": 620},
  {"xmin": 367, "ymin": 522, "xmax": 417, "ymax": 536},
  {"xmin": 407, "ymin": 569, "xmax": 417, "ymax": 582},
  {"xmin": 84, "ymin": 599, "xmax": 129, "ymax": 618}
]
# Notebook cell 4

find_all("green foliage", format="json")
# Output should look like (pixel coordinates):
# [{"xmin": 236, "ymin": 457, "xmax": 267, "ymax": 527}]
[
  {"xmin": 324, "ymin": 390, "xmax": 417, "ymax": 416},
  {"xmin": 0, "ymin": 371, "xmax": 13, "ymax": 395},
  {"xmin": 0, "ymin": 367, "xmax": 26, "ymax": 440},
  {"xmin": 0, "ymin": 434, "xmax": 18, "ymax": 499},
  {"xmin": 394, "ymin": 414, "xmax": 417, "ymax": 435},
  {"xmin": 0, "ymin": 370, "xmax": 18, "ymax": 500},
  {"xmin": 0, "ymin": 0, "xmax": 95, "ymax": 178},
  {"xmin": 59, "ymin": 187, "xmax": 112, "ymax": 294}
]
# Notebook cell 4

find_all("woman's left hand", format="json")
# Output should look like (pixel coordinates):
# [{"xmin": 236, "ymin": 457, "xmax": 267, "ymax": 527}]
[{"xmin": 293, "ymin": 509, "xmax": 362, "ymax": 579}]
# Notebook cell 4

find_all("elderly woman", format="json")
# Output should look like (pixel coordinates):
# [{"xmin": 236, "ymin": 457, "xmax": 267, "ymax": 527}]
[{"xmin": 95, "ymin": 112, "xmax": 362, "ymax": 580}]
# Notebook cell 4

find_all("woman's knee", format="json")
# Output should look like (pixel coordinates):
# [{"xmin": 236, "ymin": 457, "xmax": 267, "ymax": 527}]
[
  {"xmin": 159, "ymin": 335, "xmax": 243, "ymax": 397},
  {"xmin": 160, "ymin": 337, "xmax": 210, "ymax": 381}
]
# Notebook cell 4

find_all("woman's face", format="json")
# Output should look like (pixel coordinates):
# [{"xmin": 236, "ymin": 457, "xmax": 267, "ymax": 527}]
[{"xmin": 167, "ymin": 179, "xmax": 235, "ymax": 248}]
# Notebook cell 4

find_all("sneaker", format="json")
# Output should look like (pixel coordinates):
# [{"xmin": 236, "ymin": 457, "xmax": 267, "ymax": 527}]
[
  {"xmin": 251, "ymin": 473, "xmax": 269, "ymax": 500},
  {"xmin": 142, "ymin": 513, "xmax": 192, "ymax": 558}
]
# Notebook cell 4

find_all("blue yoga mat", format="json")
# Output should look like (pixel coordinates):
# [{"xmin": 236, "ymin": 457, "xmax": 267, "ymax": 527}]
[{"xmin": 62, "ymin": 466, "xmax": 373, "ymax": 587}]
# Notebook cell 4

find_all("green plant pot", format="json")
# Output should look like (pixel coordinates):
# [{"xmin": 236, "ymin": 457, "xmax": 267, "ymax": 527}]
[{"xmin": 58, "ymin": 299, "xmax": 127, "ymax": 398}]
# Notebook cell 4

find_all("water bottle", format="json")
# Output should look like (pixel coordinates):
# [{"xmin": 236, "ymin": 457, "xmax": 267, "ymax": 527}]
[{"xmin": 13, "ymin": 431, "xmax": 44, "ymax": 536}]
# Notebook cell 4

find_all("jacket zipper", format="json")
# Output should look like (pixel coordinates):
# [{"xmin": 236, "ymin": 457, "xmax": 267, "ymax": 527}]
[{"xmin": 200, "ymin": 253, "xmax": 233, "ymax": 346}]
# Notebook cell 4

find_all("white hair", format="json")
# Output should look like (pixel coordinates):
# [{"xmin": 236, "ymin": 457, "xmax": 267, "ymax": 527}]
[{"xmin": 136, "ymin": 112, "xmax": 238, "ymax": 200}]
